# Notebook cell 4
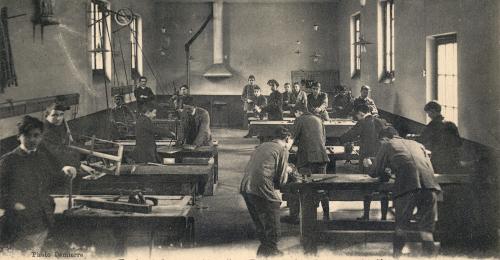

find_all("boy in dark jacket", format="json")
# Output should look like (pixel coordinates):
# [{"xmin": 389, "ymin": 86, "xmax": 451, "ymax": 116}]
[
  {"xmin": 0, "ymin": 116, "xmax": 76, "ymax": 251},
  {"xmin": 265, "ymin": 79, "xmax": 283, "ymax": 120}
]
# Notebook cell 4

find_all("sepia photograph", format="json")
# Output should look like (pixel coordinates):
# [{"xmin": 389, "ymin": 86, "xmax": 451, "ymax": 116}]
[{"xmin": 0, "ymin": 0, "xmax": 498, "ymax": 259}]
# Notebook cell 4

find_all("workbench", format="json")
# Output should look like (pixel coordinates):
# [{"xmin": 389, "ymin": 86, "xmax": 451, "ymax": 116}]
[
  {"xmin": 75, "ymin": 140, "xmax": 219, "ymax": 186},
  {"xmin": 248, "ymin": 119, "xmax": 356, "ymax": 141},
  {"xmin": 51, "ymin": 195, "xmax": 195, "ymax": 255},
  {"xmin": 288, "ymin": 145, "xmax": 360, "ymax": 173},
  {"xmin": 280, "ymin": 173, "xmax": 471, "ymax": 253},
  {"xmin": 79, "ymin": 161, "xmax": 216, "ymax": 196}
]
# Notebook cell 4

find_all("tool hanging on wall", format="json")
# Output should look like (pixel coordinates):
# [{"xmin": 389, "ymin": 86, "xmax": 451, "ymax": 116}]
[{"xmin": 32, "ymin": 0, "xmax": 59, "ymax": 43}]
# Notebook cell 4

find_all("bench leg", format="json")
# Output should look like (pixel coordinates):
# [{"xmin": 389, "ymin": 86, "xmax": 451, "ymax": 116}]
[{"xmin": 299, "ymin": 187, "xmax": 318, "ymax": 254}]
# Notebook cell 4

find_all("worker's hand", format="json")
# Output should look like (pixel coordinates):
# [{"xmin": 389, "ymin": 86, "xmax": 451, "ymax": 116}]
[
  {"xmin": 363, "ymin": 158, "xmax": 373, "ymax": 168},
  {"xmin": 62, "ymin": 166, "xmax": 77, "ymax": 179},
  {"xmin": 14, "ymin": 202, "xmax": 26, "ymax": 211},
  {"xmin": 314, "ymin": 108, "xmax": 321, "ymax": 113},
  {"xmin": 184, "ymin": 145, "xmax": 196, "ymax": 150},
  {"xmin": 247, "ymin": 99, "xmax": 253, "ymax": 103},
  {"xmin": 169, "ymin": 131, "xmax": 176, "ymax": 138}
]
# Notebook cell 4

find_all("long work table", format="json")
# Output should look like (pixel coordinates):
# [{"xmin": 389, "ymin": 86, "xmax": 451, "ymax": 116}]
[
  {"xmin": 51, "ymin": 195, "xmax": 195, "ymax": 255},
  {"xmin": 280, "ymin": 173, "xmax": 471, "ymax": 253},
  {"xmin": 248, "ymin": 118, "xmax": 356, "ymax": 140}
]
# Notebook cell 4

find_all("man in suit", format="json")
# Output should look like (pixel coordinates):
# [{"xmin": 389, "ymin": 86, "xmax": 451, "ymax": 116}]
[
  {"xmin": 134, "ymin": 76, "xmax": 155, "ymax": 112},
  {"xmin": 132, "ymin": 105, "xmax": 176, "ymax": 163},
  {"xmin": 352, "ymin": 85, "xmax": 378, "ymax": 116},
  {"xmin": 339, "ymin": 104, "xmax": 388, "ymax": 220},
  {"xmin": 282, "ymin": 83, "xmax": 293, "ymax": 111},
  {"xmin": 417, "ymin": 101, "xmax": 462, "ymax": 174},
  {"xmin": 176, "ymin": 98, "xmax": 212, "ymax": 148},
  {"xmin": 282, "ymin": 107, "xmax": 331, "ymax": 224},
  {"xmin": 240, "ymin": 127, "xmax": 294, "ymax": 257},
  {"xmin": 307, "ymin": 82, "xmax": 330, "ymax": 121},
  {"xmin": 366, "ymin": 126, "xmax": 441, "ymax": 257}
]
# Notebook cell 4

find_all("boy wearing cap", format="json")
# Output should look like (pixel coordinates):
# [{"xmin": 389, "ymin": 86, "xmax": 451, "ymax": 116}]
[
  {"xmin": 307, "ymin": 82, "xmax": 330, "ymax": 121},
  {"xmin": 282, "ymin": 83, "xmax": 293, "ymax": 111},
  {"xmin": 176, "ymin": 98, "xmax": 212, "ymax": 148},
  {"xmin": 265, "ymin": 79, "xmax": 284, "ymax": 120},
  {"xmin": 353, "ymin": 85, "xmax": 378, "ymax": 116},
  {"xmin": 240, "ymin": 127, "xmax": 294, "ymax": 257},
  {"xmin": 0, "ymin": 116, "xmax": 77, "ymax": 251}
]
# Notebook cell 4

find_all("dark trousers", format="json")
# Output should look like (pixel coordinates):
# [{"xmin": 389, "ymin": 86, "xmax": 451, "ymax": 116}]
[
  {"xmin": 393, "ymin": 189, "xmax": 438, "ymax": 256},
  {"xmin": 241, "ymin": 193, "xmax": 281, "ymax": 256},
  {"xmin": 360, "ymin": 164, "xmax": 389, "ymax": 220},
  {"xmin": 289, "ymin": 163, "xmax": 329, "ymax": 219}
]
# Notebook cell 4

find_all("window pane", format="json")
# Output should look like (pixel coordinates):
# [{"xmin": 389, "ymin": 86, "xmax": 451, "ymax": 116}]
[{"xmin": 436, "ymin": 36, "xmax": 458, "ymax": 124}]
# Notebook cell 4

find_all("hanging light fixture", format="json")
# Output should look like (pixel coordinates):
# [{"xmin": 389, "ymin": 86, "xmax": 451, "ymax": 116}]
[{"xmin": 353, "ymin": 35, "xmax": 373, "ymax": 53}]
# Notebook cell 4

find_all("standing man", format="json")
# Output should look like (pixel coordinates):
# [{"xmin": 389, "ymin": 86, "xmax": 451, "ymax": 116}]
[
  {"xmin": 366, "ymin": 126, "xmax": 441, "ymax": 257},
  {"xmin": 353, "ymin": 85, "xmax": 378, "ymax": 116},
  {"xmin": 110, "ymin": 95, "xmax": 136, "ymax": 139},
  {"xmin": 242, "ymin": 75, "xmax": 258, "ymax": 137},
  {"xmin": 132, "ymin": 105, "xmax": 176, "ymax": 163},
  {"xmin": 265, "ymin": 79, "xmax": 284, "ymax": 120},
  {"xmin": 0, "ymin": 116, "xmax": 77, "ymax": 251},
  {"xmin": 176, "ymin": 98, "xmax": 212, "ymax": 148},
  {"xmin": 290, "ymin": 82, "xmax": 308, "ymax": 114},
  {"xmin": 171, "ymin": 85, "xmax": 190, "ymax": 112},
  {"xmin": 134, "ymin": 76, "xmax": 155, "ymax": 112},
  {"xmin": 283, "ymin": 107, "xmax": 331, "ymax": 223},
  {"xmin": 240, "ymin": 127, "xmax": 294, "ymax": 257},
  {"xmin": 339, "ymin": 104, "xmax": 388, "ymax": 220},
  {"xmin": 417, "ymin": 101, "xmax": 462, "ymax": 174},
  {"xmin": 307, "ymin": 82, "xmax": 330, "ymax": 121}
]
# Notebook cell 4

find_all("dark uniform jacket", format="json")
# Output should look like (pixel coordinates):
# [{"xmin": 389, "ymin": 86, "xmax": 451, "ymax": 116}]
[
  {"xmin": 332, "ymin": 90, "xmax": 353, "ymax": 118},
  {"xmin": 41, "ymin": 121, "xmax": 80, "ymax": 170},
  {"xmin": 0, "ymin": 147, "xmax": 67, "ymax": 242},
  {"xmin": 307, "ymin": 92, "xmax": 329, "ymax": 120},
  {"xmin": 291, "ymin": 112, "xmax": 330, "ymax": 168},
  {"xmin": 241, "ymin": 84, "xmax": 258, "ymax": 111},
  {"xmin": 369, "ymin": 137, "xmax": 442, "ymax": 198},
  {"xmin": 282, "ymin": 91, "xmax": 292, "ymax": 111},
  {"xmin": 353, "ymin": 97, "xmax": 378, "ymax": 116},
  {"xmin": 134, "ymin": 86, "xmax": 155, "ymax": 108},
  {"xmin": 264, "ymin": 91, "xmax": 283, "ymax": 120},
  {"xmin": 110, "ymin": 105, "xmax": 136, "ymax": 139},
  {"xmin": 417, "ymin": 115, "xmax": 462, "ymax": 174},
  {"xmin": 178, "ymin": 107, "xmax": 212, "ymax": 147},
  {"xmin": 340, "ymin": 115, "xmax": 386, "ymax": 159},
  {"xmin": 133, "ymin": 115, "xmax": 175, "ymax": 163},
  {"xmin": 240, "ymin": 141, "xmax": 289, "ymax": 202},
  {"xmin": 252, "ymin": 95, "xmax": 268, "ymax": 119}
]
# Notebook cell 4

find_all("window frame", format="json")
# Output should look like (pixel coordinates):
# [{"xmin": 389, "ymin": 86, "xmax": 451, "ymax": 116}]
[
  {"xmin": 378, "ymin": 0, "xmax": 395, "ymax": 82},
  {"xmin": 89, "ymin": 0, "xmax": 112, "ymax": 80},
  {"xmin": 351, "ymin": 12, "xmax": 361, "ymax": 79},
  {"xmin": 434, "ymin": 34, "xmax": 458, "ymax": 124},
  {"xmin": 130, "ymin": 15, "xmax": 143, "ymax": 78}
]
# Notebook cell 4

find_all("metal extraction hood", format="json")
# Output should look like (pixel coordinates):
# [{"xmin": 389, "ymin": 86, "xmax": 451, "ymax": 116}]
[{"xmin": 203, "ymin": 0, "xmax": 232, "ymax": 78}]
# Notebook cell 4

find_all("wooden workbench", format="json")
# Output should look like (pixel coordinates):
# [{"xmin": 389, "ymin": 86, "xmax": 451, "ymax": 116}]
[
  {"xmin": 79, "ymin": 161, "xmax": 216, "ymax": 196},
  {"xmin": 248, "ymin": 119, "xmax": 356, "ymax": 140},
  {"xmin": 281, "ymin": 173, "xmax": 471, "ymax": 253},
  {"xmin": 288, "ymin": 145, "xmax": 360, "ymax": 173},
  {"xmin": 51, "ymin": 195, "xmax": 195, "ymax": 255}
]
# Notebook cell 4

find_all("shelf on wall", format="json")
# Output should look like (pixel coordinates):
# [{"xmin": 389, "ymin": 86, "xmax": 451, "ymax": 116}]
[{"xmin": 0, "ymin": 93, "xmax": 79, "ymax": 120}]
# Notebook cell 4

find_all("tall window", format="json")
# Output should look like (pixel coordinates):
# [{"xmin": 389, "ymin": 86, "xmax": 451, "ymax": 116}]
[
  {"xmin": 435, "ymin": 34, "xmax": 458, "ymax": 124},
  {"xmin": 90, "ymin": 0, "xmax": 112, "ymax": 79},
  {"xmin": 351, "ymin": 13, "xmax": 361, "ymax": 78},
  {"xmin": 130, "ymin": 16, "xmax": 143, "ymax": 77},
  {"xmin": 379, "ymin": 0, "xmax": 395, "ymax": 81}
]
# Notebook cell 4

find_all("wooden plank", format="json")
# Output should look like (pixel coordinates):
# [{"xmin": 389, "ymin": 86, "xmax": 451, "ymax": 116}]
[
  {"xmin": 73, "ymin": 198, "xmax": 152, "ymax": 213},
  {"xmin": 318, "ymin": 230, "xmax": 434, "ymax": 243}
]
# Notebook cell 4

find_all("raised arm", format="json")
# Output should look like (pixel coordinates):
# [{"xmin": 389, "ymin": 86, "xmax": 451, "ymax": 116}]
[
  {"xmin": 368, "ymin": 141, "xmax": 390, "ymax": 179},
  {"xmin": 339, "ymin": 121, "xmax": 362, "ymax": 144}
]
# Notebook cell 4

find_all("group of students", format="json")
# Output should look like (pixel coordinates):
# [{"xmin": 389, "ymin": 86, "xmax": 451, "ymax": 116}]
[
  {"xmin": 110, "ymin": 77, "xmax": 212, "ymax": 164},
  {"xmin": 240, "ymin": 83, "xmax": 462, "ymax": 257}
]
